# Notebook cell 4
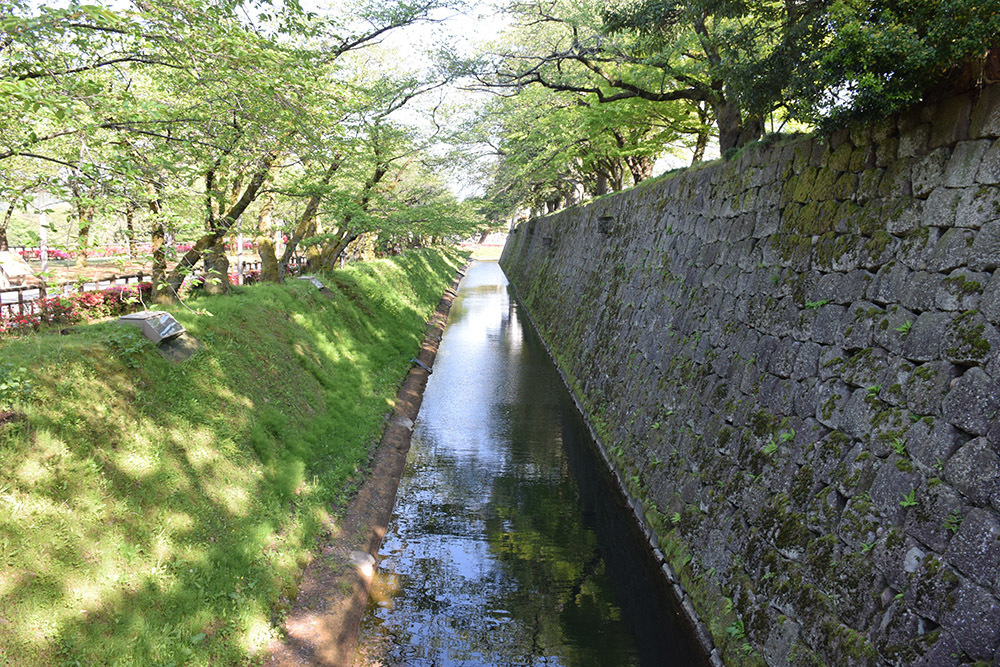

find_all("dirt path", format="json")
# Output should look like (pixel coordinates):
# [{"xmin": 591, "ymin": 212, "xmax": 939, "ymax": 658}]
[{"xmin": 264, "ymin": 266, "xmax": 466, "ymax": 667}]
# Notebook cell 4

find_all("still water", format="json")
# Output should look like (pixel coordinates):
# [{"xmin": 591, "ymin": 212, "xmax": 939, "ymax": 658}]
[{"xmin": 356, "ymin": 261, "xmax": 707, "ymax": 666}]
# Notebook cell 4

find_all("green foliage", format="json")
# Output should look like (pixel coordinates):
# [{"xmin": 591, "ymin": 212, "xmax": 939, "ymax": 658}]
[
  {"xmin": 743, "ymin": 0, "xmax": 1000, "ymax": 127},
  {"xmin": 900, "ymin": 489, "xmax": 918, "ymax": 508},
  {"xmin": 0, "ymin": 363, "xmax": 33, "ymax": 408},
  {"xmin": 943, "ymin": 509, "xmax": 963, "ymax": 534},
  {"xmin": 1, "ymin": 0, "xmax": 475, "ymax": 285},
  {"xmin": 0, "ymin": 247, "xmax": 464, "ymax": 665},
  {"xmin": 99, "ymin": 326, "xmax": 154, "ymax": 369}
]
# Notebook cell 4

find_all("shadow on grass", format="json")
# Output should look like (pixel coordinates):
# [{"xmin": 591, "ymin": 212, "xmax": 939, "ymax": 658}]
[{"xmin": 0, "ymin": 247, "xmax": 466, "ymax": 665}]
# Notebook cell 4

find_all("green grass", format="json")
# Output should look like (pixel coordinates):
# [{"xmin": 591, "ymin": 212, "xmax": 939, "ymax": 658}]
[
  {"xmin": 469, "ymin": 244, "xmax": 505, "ymax": 261},
  {"xmin": 0, "ymin": 247, "xmax": 466, "ymax": 666}
]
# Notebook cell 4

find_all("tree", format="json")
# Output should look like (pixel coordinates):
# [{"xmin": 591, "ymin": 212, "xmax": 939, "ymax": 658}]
[
  {"xmin": 737, "ymin": 0, "xmax": 1000, "ymax": 128},
  {"xmin": 2, "ymin": 0, "xmax": 467, "ymax": 299},
  {"xmin": 474, "ymin": 0, "xmax": 766, "ymax": 153}
]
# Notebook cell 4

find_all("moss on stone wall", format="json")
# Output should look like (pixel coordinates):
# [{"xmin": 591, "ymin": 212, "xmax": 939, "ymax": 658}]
[{"xmin": 501, "ymin": 86, "xmax": 1000, "ymax": 667}]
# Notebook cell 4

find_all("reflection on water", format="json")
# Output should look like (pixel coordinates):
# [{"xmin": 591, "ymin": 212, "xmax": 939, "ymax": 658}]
[{"xmin": 356, "ymin": 261, "xmax": 706, "ymax": 666}]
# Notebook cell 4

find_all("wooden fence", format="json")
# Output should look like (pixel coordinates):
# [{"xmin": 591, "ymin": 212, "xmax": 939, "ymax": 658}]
[
  {"xmin": 0, "ymin": 272, "xmax": 152, "ymax": 320},
  {"xmin": 2, "ymin": 255, "xmax": 309, "ymax": 320}
]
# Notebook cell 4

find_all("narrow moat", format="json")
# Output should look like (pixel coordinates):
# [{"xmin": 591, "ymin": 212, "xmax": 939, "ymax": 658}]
[{"xmin": 355, "ymin": 260, "xmax": 707, "ymax": 666}]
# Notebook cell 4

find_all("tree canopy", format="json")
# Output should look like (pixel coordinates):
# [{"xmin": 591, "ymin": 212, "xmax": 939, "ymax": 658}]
[
  {"xmin": 458, "ymin": 0, "xmax": 998, "ymax": 218},
  {"xmin": 3, "ymin": 0, "xmax": 997, "ymax": 271},
  {"xmin": 1, "ymin": 0, "xmax": 489, "ymax": 300}
]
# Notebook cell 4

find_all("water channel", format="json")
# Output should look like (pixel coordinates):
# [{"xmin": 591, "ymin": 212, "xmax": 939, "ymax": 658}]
[{"xmin": 355, "ymin": 261, "xmax": 707, "ymax": 666}]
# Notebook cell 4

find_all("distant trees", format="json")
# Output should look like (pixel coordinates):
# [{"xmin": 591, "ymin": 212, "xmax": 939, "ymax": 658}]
[
  {"xmin": 1, "ymin": 0, "xmax": 486, "ymax": 301},
  {"xmin": 467, "ymin": 0, "xmax": 1000, "ymax": 219}
]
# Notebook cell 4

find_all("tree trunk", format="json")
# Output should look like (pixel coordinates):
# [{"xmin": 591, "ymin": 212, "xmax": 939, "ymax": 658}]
[
  {"xmin": 124, "ymin": 202, "xmax": 137, "ymax": 259},
  {"xmin": 279, "ymin": 158, "xmax": 341, "ymax": 278},
  {"xmin": 0, "ymin": 201, "xmax": 15, "ymax": 251},
  {"xmin": 624, "ymin": 155, "xmax": 654, "ymax": 185},
  {"xmin": 147, "ymin": 186, "xmax": 169, "ymax": 303},
  {"xmin": 75, "ymin": 206, "xmax": 92, "ymax": 268},
  {"xmin": 318, "ymin": 228, "xmax": 356, "ymax": 269},
  {"xmin": 164, "ymin": 153, "xmax": 275, "ymax": 299},
  {"xmin": 255, "ymin": 191, "xmax": 280, "ymax": 282},
  {"xmin": 692, "ymin": 131, "xmax": 709, "ymax": 165},
  {"xmin": 691, "ymin": 102, "xmax": 712, "ymax": 165},
  {"xmin": 203, "ymin": 241, "xmax": 230, "ymax": 295},
  {"xmin": 313, "ymin": 159, "xmax": 387, "ymax": 271},
  {"xmin": 717, "ymin": 101, "xmax": 763, "ymax": 153},
  {"xmin": 200, "ymin": 169, "xmax": 231, "ymax": 295},
  {"xmin": 595, "ymin": 170, "xmax": 609, "ymax": 196}
]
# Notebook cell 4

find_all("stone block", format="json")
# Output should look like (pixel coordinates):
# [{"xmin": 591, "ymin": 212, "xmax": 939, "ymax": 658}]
[
  {"xmin": 930, "ymin": 94, "xmax": 972, "ymax": 148},
  {"xmin": 902, "ymin": 552, "xmax": 961, "ymax": 622},
  {"xmin": 911, "ymin": 147, "xmax": 951, "ymax": 195},
  {"xmin": 902, "ymin": 311, "xmax": 951, "ymax": 362},
  {"xmin": 911, "ymin": 630, "xmax": 963, "ymax": 667},
  {"xmin": 942, "ymin": 367, "xmax": 1000, "ymax": 436},
  {"xmin": 970, "ymin": 220, "xmax": 1000, "ymax": 271},
  {"xmin": 837, "ymin": 443, "xmax": 881, "ymax": 501},
  {"xmin": 818, "ymin": 345, "xmax": 846, "ymax": 380},
  {"xmin": 840, "ymin": 302, "xmax": 879, "ymax": 351},
  {"xmin": 858, "ymin": 232, "xmax": 900, "ymax": 270},
  {"xmin": 838, "ymin": 479, "xmax": 882, "ymax": 545},
  {"xmin": 976, "ymin": 141, "xmax": 1000, "ymax": 184},
  {"xmin": 905, "ymin": 361, "xmax": 961, "ymax": 416},
  {"xmin": 841, "ymin": 388, "xmax": 881, "ymax": 440},
  {"xmin": 856, "ymin": 168, "xmax": 884, "ymax": 203},
  {"xmin": 899, "ymin": 123, "xmax": 931, "ymax": 158},
  {"xmin": 765, "ymin": 377, "xmax": 796, "ymax": 417},
  {"xmin": 872, "ymin": 531, "xmax": 921, "ymax": 590},
  {"xmin": 868, "ymin": 262, "xmax": 911, "ymax": 306},
  {"xmin": 939, "ymin": 580, "xmax": 1000, "ymax": 660},
  {"xmin": 885, "ymin": 198, "xmax": 924, "ymax": 235},
  {"xmin": 928, "ymin": 227, "xmax": 974, "ymax": 272},
  {"xmin": 945, "ymin": 139, "xmax": 991, "ymax": 187},
  {"xmin": 922, "ymin": 186, "xmax": 963, "ymax": 228},
  {"xmin": 984, "ymin": 273, "xmax": 1000, "ymax": 326},
  {"xmin": 876, "ymin": 136, "xmax": 900, "ymax": 166},
  {"xmin": 904, "ymin": 484, "xmax": 964, "ymax": 553},
  {"xmin": 869, "ymin": 455, "xmax": 921, "ymax": 523},
  {"xmin": 761, "ymin": 612, "xmax": 801, "ymax": 666},
  {"xmin": 812, "ymin": 271, "xmax": 846, "ymax": 304},
  {"xmin": 771, "ymin": 296, "xmax": 802, "ymax": 339},
  {"xmin": 946, "ymin": 507, "xmax": 1000, "ymax": 591},
  {"xmin": 879, "ymin": 158, "xmax": 914, "ymax": 197},
  {"xmin": 873, "ymin": 305, "xmax": 916, "ymax": 357},
  {"xmin": 806, "ymin": 483, "xmax": 844, "ymax": 534},
  {"xmin": 945, "ymin": 437, "xmax": 1000, "ymax": 508},
  {"xmin": 811, "ymin": 303, "xmax": 847, "ymax": 345},
  {"xmin": 900, "ymin": 272, "xmax": 941, "ymax": 313},
  {"xmin": 957, "ymin": 185, "xmax": 1000, "ymax": 229},
  {"xmin": 898, "ymin": 226, "xmax": 940, "ymax": 271},
  {"xmin": 841, "ymin": 348, "xmax": 889, "ymax": 389},
  {"xmin": 769, "ymin": 338, "xmax": 799, "ymax": 378},
  {"xmin": 970, "ymin": 84, "xmax": 1000, "ymax": 138},
  {"xmin": 878, "ymin": 358, "xmax": 912, "ymax": 408},
  {"xmin": 815, "ymin": 379, "xmax": 852, "ymax": 430},
  {"xmin": 842, "ymin": 270, "xmax": 873, "ymax": 303},
  {"xmin": 942, "ymin": 310, "xmax": 1000, "ymax": 367},
  {"xmin": 937, "ymin": 269, "xmax": 990, "ymax": 311}
]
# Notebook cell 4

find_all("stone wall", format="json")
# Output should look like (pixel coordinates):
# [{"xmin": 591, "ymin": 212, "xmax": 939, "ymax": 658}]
[{"xmin": 500, "ymin": 86, "xmax": 1000, "ymax": 666}]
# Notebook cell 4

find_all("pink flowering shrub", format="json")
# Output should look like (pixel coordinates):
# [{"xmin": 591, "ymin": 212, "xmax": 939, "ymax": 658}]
[{"xmin": 1, "ymin": 282, "xmax": 154, "ymax": 335}]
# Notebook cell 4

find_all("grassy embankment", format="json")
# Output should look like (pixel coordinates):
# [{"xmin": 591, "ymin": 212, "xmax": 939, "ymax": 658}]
[{"xmin": 0, "ymin": 247, "xmax": 466, "ymax": 666}]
